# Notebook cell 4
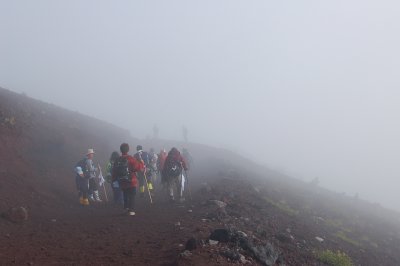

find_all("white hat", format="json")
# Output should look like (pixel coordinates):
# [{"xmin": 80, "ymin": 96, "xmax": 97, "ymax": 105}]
[{"xmin": 86, "ymin": 148, "xmax": 95, "ymax": 155}]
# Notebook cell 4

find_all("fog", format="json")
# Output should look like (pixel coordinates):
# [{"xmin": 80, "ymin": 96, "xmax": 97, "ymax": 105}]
[{"xmin": 1, "ymin": 1, "xmax": 400, "ymax": 211}]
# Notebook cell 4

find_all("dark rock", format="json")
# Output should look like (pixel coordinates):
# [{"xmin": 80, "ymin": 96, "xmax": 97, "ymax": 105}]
[
  {"xmin": 185, "ymin": 238, "xmax": 197, "ymax": 251},
  {"xmin": 276, "ymin": 233, "xmax": 292, "ymax": 243},
  {"xmin": 248, "ymin": 242, "xmax": 279, "ymax": 266},
  {"xmin": 234, "ymin": 232, "xmax": 279, "ymax": 266},
  {"xmin": 210, "ymin": 229, "xmax": 231, "ymax": 242}
]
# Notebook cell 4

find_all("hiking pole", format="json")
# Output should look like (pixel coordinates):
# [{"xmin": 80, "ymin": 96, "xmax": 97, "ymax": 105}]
[
  {"xmin": 143, "ymin": 169, "xmax": 153, "ymax": 204},
  {"xmin": 103, "ymin": 180, "xmax": 108, "ymax": 202},
  {"xmin": 98, "ymin": 163, "xmax": 108, "ymax": 202},
  {"xmin": 181, "ymin": 161, "xmax": 192, "ymax": 202}
]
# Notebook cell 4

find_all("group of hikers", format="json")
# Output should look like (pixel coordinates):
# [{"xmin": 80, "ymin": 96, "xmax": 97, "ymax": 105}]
[{"xmin": 74, "ymin": 143, "xmax": 193, "ymax": 216}]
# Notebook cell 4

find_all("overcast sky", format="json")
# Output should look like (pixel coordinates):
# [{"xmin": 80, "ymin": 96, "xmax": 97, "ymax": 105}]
[{"xmin": 1, "ymin": 0, "xmax": 400, "ymax": 211}]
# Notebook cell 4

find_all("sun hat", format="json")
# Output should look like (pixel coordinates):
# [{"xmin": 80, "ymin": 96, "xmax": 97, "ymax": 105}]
[{"xmin": 86, "ymin": 148, "xmax": 95, "ymax": 155}]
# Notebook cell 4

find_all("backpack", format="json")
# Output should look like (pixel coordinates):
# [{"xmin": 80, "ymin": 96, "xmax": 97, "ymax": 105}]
[
  {"xmin": 135, "ymin": 151, "xmax": 151, "ymax": 167},
  {"xmin": 75, "ymin": 158, "xmax": 89, "ymax": 178},
  {"xmin": 166, "ymin": 160, "xmax": 182, "ymax": 177},
  {"xmin": 113, "ymin": 156, "xmax": 131, "ymax": 182},
  {"xmin": 149, "ymin": 152, "xmax": 158, "ymax": 171}
]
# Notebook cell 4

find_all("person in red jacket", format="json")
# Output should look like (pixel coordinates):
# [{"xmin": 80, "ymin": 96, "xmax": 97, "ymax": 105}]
[
  {"xmin": 162, "ymin": 147, "xmax": 188, "ymax": 202},
  {"xmin": 112, "ymin": 143, "xmax": 145, "ymax": 216}
]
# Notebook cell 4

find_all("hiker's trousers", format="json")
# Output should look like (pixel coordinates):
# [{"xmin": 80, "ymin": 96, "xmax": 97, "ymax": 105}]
[
  {"xmin": 77, "ymin": 176, "xmax": 89, "ymax": 199},
  {"xmin": 122, "ymin": 187, "xmax": 136, "ymax": 211},
  {"xmin": 168, "ymin": 174, "xmax": 182, "ymax": 198}
]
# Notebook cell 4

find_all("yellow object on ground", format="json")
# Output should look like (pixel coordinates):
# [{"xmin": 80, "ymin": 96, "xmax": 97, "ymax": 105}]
[{"xmin": 82, "ymin": 198, "xmax": 89, "ymax": 206}]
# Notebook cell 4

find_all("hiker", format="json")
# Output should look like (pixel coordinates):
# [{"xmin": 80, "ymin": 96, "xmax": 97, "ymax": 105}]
[
  {"xmin": 182, "ymin": 148, "xmax": 193, "ymax": 170},
  {"xmin": 162, "ymin": 147, "xmax": 188, "ymax": 202},
  {"xmin": 148, "ymin": 148, "xmax": 158, "ymax": 184},
  {"xmin": 112, "ymin": 143, "xmax": 145, "ymax": 216},
  {"xmin": 86, "ymin": 150, "xmax": 102, "ymax": 203},
  {"xmin": 134, "ymin": 145, "xmax": 154, "ymax": 197},
  {"xmin": 75, "ymin": 149, "xmax": 98, "ymax": 206},
  {"xmin": 106, "ymin": 151, "xmax": 123, "ymax": 205},
  {"xmin": 157, "ymin": 148, "xmax": 167, "ymax": 183}
]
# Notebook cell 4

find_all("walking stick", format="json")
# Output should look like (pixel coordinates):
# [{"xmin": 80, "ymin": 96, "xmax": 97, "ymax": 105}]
[
  {"xmin": 98, "ymin": 164, "xmax": 108, "ymax": 202},
  {"xmin": 138, "ymin": 152, "xmax": 153, "ymax": 204},
  {"xmin": 103, "ymin": 181, "xmax": 108, "ymax": 202},
  {"xmin": 143, "ymin": 169, "xmax": 153, "ymax": 204}
]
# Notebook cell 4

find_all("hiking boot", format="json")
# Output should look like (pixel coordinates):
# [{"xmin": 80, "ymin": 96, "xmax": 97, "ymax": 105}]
[
  {"xmin": 88, "ymin": 195, "xmax": 95, "ymax": 202},
  {"xmin": 169, "ymin": 195, "xmax": 175, "ymax": 203},
  {"xmin": 79, "ymin": 196, "xmax": 84, "ymax": 205},
  {"xmin": 94, "ymin": 191, "xmax": 102, "ymax": 202},
  {"xmin": 128, "ymin": 211, "xmax": 136, "ymax": 216}
]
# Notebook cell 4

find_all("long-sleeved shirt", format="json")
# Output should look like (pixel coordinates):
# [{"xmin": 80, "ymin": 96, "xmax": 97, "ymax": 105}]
[
  {"xmin": 112, "ymin": 153, "xmax": 145, "ymax": 189},
  {"xmin": 86, "ymin": 158, "xmax": 97, "ymax": 179}
]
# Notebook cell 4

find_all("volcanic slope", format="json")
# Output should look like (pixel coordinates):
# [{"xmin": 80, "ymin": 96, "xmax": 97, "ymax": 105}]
[{"xmin": 1, "ymin": 87, "xmax": 400, "ymax": 265}]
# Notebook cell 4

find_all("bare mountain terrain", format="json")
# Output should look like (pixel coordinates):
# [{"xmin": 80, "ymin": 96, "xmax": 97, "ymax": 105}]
[{"xmin": 1, "ymin": 87, "xmax": 400, "ymax": 265}]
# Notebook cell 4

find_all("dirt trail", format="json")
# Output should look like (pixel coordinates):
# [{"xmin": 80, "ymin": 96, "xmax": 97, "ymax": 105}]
[{"xmin": 0, "ymin": 192, "xmax": 204, "ymax": 266}]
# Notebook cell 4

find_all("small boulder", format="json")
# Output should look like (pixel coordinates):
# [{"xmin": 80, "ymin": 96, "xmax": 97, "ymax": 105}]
[
  {"xmin": 276, "ymin": 233, "xmax": 292, "ymax": 243},
  {"xmin": 210, "ymin": 229, "xmax": 231, "ymax": 242},
  {"xmin": 3, "ymin": 207, "xmax": 28, "ymax": 223},
  {"xmin": 249, "ymin": 243, "xmax": 279, "ymax": 266},
  {"xmin": 185, "ymin": 238, "xmax": 197, "ymax": 251},
  {"xmin": 209, "ymin": 240, "xmax": 219, "ymax": 245},
  {"xmin": 236, "ymin": 231, "xmax": 248, "ymax": 238},
  {"xmin": 239, "ymin": 239, "xmax": 279, "ymax": 266},
  {"xmin": 239, "ymin": 254, "xmax": 248, "ymax": 264},
  {"xmin": 180, "ymin": 250, "xmax": 192, "ymax": 258}
]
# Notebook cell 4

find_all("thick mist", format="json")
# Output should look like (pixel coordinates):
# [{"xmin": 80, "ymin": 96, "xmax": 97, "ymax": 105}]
[{"xmin": 1, "ymin": 1, "xmax": 400, "ymax": 210}]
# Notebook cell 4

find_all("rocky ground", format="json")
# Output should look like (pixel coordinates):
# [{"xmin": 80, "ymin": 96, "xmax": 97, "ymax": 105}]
[{"xmin": 1, "ymin": 87, "xmax": 400, "ymax": 265}]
